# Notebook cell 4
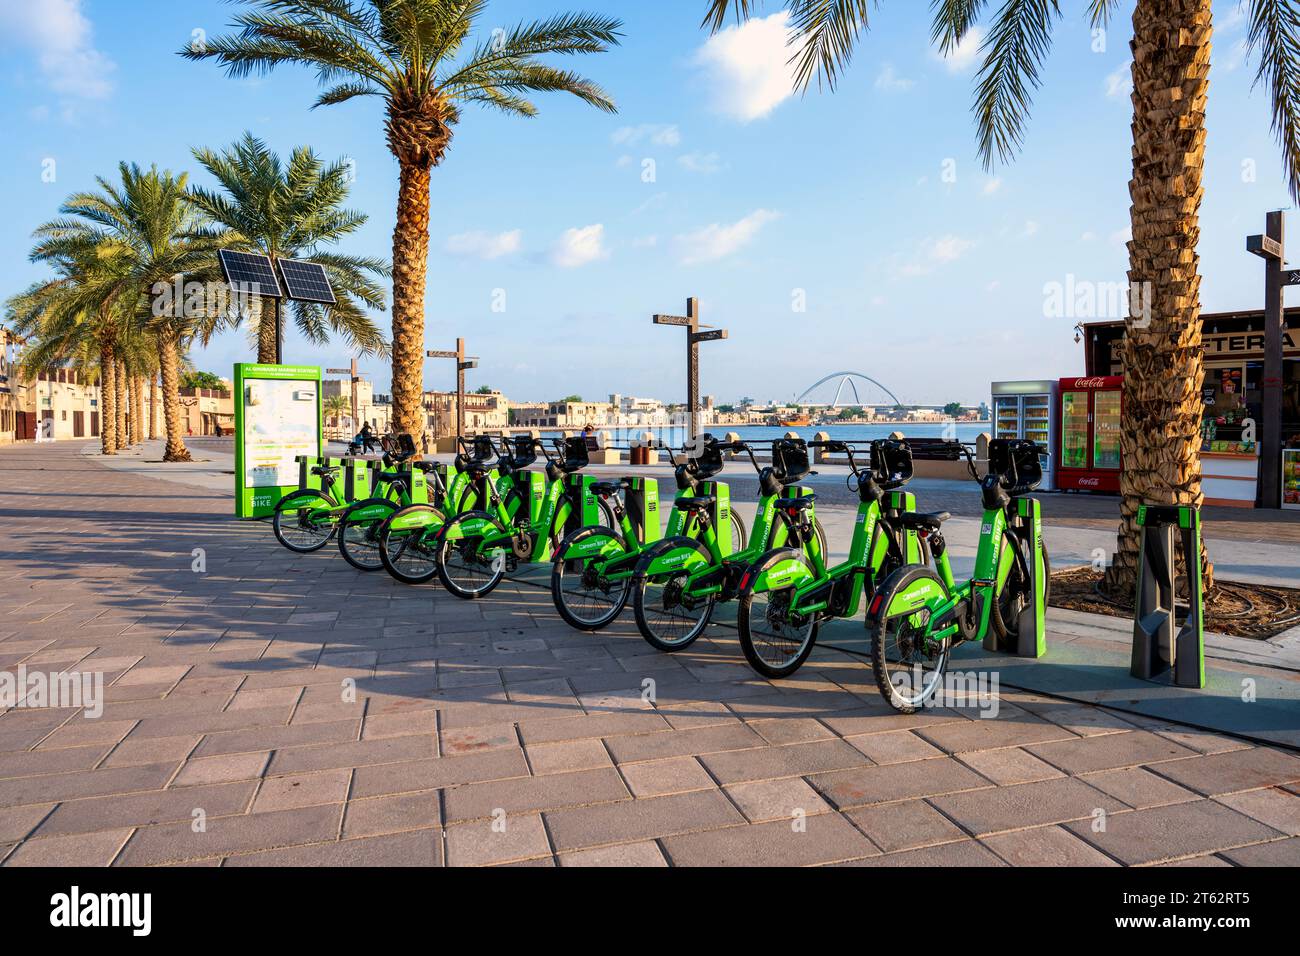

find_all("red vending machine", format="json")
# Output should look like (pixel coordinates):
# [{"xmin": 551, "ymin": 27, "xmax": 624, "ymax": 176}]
[{"xmin": 1057, "ymin": 376, "xmax": 1123, "ymax": 492}]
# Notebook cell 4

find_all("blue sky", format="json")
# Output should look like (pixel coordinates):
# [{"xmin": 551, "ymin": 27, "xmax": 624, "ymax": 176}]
[{"xmin": 0, "ymin": 0, "xmax": 1290, "ymax": 406}]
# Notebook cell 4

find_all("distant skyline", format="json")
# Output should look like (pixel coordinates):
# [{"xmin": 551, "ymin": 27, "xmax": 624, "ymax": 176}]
[{"xmin": 0, "ymin": 0, "xmax": 1291, "ymax": 407}]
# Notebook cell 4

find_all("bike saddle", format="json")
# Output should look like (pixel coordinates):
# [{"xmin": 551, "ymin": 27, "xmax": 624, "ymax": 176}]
[
  {"xmin": 590, "ymin": 479, "xmax": 630, "ymax": 497},
  {"xmin": 673, "ymin": 496, "xmax": 716, "ymax": 512},
  {"xmin": 412, "ymin": 461, "xmax": 439, "ymax": 473},
  {"xmin": 775, "ymin": 495, "xmax": 815, "ymax": 511},
  {"xmin": 376, "ymin": 472, "xmax": 408, "ymax": 485},
  {"xmin": 311, "ymin": 465, "xmax": 340, "ymax": 477},
  {"xmin": 898, "ymin": 511, "xmax": 950, "ymax": 532}
]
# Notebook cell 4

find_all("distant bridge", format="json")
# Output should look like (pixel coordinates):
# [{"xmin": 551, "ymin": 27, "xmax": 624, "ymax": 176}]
[{"xmin": 795, "ymin": 372, "xmax": 903, "ymax": 409}]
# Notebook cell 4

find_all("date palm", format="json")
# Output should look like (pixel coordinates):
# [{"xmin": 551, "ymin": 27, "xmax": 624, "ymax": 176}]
[
  {"xmin": 184, "ymin": 0, "xmax": 622, "ymax": 436},
  {"xmin": 703, "ymin": 0, "xmax": 1300, "ymax": 595},
  {"xmin": 189, "ymin": 133, "xmax": 389, "ymax": 363},
  {"xmin": 31, "ymin": 163, "xmax": 228, "ymax": 462}
]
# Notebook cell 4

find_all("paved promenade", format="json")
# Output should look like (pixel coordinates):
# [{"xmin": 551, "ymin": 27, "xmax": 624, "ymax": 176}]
[{"xmin": 0, "ymin": 440, "xmax": 1297, "ymax": 866}]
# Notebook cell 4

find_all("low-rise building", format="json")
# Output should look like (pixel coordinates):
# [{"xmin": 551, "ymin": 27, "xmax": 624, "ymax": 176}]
[
  {"xmin": 422, "ymin": 389, "xmax": 508, "ymax": 438},
  {"xmin": 323, "ymin": 377, "xmax": 392, "ymax": 436},
  {"xmin": 511, "ymin": 399, "xmax": 612, "ymax": 430},
  {"xmin": 178, "ymin": 385, "xmax": 235, "ymax": 437}
]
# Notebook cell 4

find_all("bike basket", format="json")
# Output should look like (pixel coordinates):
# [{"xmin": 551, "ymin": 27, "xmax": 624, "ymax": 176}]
[
  {"xmin": 870, "ymin": 439, "xmax": 914, "ymax": 490},
  {"xmin": 507, "ymin": 435, "xmax": 538, "ymax": 471},
  {"xmin": 988, "ymin": 438, "xmax": 1042, "ymax": 495},
  {"xmin": 772, "ymin": 438, "xmax": 811, "ymax": 484},
  {"xmin": 685, "ymin": 434, "xmax": 724, "ymax": 481},
  {"xmin": 560, "ymin": 436, "xmax": 590, "ymax": 473}
]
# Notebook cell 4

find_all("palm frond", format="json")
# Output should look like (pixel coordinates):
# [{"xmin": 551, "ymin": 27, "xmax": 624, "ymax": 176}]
[
  {"xmin": 972, "ymin": 0, "xmax": 1063, "ymax": 168},
  {"xmin": 1247, "ymin": 0, "xmax": 1300, "ymax": 201}
]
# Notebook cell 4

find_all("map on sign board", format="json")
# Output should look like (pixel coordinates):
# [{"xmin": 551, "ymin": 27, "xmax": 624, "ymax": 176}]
[{"xmin": 242, "ymin": 378, "xmax": 319, "ymax": 488}]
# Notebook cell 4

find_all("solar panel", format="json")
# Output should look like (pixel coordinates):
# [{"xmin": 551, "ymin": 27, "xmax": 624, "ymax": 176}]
[
  {"xmin": 218, "ymin": 249, "xmax": 283, "ymax": 299},
  {"xmin": 278, "ymin": 259, "xmax": 337, "ymax": 305}
]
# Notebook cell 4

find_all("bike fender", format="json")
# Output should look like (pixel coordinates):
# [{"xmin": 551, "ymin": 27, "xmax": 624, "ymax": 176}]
[
  {"xmin": 556, "ymin": 530, "xmax": 626, "ymax": 563},
  {"xmin": 748, "ymin": 549, "xmax": 814, "ymax": 595},
  {"xmin": 386, "ymin": 506, "xmax": 443, "ymax": 533},
  {"xmin": 343, "ymin": 499, "xmax": 397, "ymax": 523},
  {"xmin": 276, "ymin": 490, "xmax": 336, "ymax": 512},
  {"xmin": 883, "ymin": 575, "xmax": 947, "ymax": 618},
  {"xmin": 635, "ymin": 537, "xmax": 711, "ymax": 579},
  {"xmin": 440, "ymin": 510, "xmax": 502, "ymax": 544}
]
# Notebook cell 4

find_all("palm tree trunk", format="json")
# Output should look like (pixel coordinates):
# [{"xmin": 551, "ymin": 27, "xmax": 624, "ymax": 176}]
[
  {"xmin": 128, "ymin": 374, "xmax": 141, "ymax": 445},
  {"xmin": 100, "ymin": 342, "xmax": 117, "ymax": 455},
  {"xmin": 1103, "ymin": 0, "xmax": 1215, "ymax": 597},
  {"xmin": 156, "ymin": 327, "xmax": 192, "ymax": 462},
  {"xmin": 148, "ymin": 376, "xmax": 159, "ymax": 440},
  {"xmin": 390, "ymin": 161, "xmax": 432, "ymax": 437},
  {"xmin": 115, "ymin": 359, "xmax": 128, "ymax": 446},
  {"xmin": 258, "ymin": 298, "xmax": 279, "ymax": 364}
]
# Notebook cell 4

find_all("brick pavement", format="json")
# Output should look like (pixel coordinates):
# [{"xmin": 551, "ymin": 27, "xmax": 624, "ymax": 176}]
[{"xmin": 0, "ymin": 441, "xmax": 1297, "ymax": 866}]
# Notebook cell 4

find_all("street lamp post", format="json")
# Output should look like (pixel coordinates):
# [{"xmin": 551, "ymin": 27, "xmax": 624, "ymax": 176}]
[
  {"xmin": 1246, "ymin": 211, "xmax": 1291, "ymax": 509},
  {"xmin": 427, "ymin": 338, "xmax": 479, "ymax": 439},
  {"xmin": 651, "ymin": 297, "xmax": 727, "ymax": 441}
]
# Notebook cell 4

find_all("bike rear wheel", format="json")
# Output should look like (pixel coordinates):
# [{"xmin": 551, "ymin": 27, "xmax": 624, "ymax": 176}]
[
  {"xmin": 272, "ymin": 491, "xmax": 337, "ymax": 553},
  {"xmin": 991, "ymin": 538, "xmax": 1051, "ymax": 640},
  {"xmin": 378, "ymin": 505, "xmax": 446, "ymax": 584},
  {"xmin": 552, "ymin": 527, "xmax": 632, "ymax": 630},
  {"xmin": 737, "ymin": 552, "xmax": 818, "ymax": 679},
  {"xmin": 730, "ymin": 510, "xmax": 748, "ymax": 554},
  {"xmin": 869, "ymin": 566, "xmax": 951, "ymax": 714},
  {"xmin": 338, "ymin": 499, "xmax": 398, "ymax": 571},
  {"xmin": 632, "ymin": 539, "xmax": 717, "ymax": 652},
  {"xmin": 437, "ymin": 511, "xmax": 508, "ymax": 599}
]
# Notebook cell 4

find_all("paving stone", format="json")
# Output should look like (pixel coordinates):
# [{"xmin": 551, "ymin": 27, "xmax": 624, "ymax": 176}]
[
  {"xmin": 1156, "ymin": 854, "xmax": 1233, "ymax": 867},
  {"xmin": 1026, "ymin": 731, "xmax": 1197, "ymax": 775},
  {"xmin": 173, "ymin": 751, "xmax": 270, "ymax": 788},
  {"xmin": 34, "ymin": 782, "xmax": 256, "ymax": 837},
  {"xmin": 1078, "ymin": 766, "xmax": 1200, "ymax": 810},
  {"xmin": 725, "ymin": 777, "xmax": 830, "ymax": 823},
  {"xmin": 103, "ymin": 733, "xmax": 201, "ymax": 768},
  {"xmin": 444, "ymin": 767, "xmax": 630, "ymax": 823},
  {"xmin": 4, "ymin": 828, "xmax": 132, "ymax": 866},
  {"xmin": 845, "ymin": 730, "xmax": 944, "ymax": 765},
  {"xmin": 0, "ymin": 803, "xmax": 54, "ymax": 843},
  {"xmin": 526, "ymin": 737, "xmax": 612, "ymax": 776},
  {"xmin": 544, "ymin": 790, "xmax": 745, "ymax": 852},
  {"xmin": 1029, "ymin": 703, "xmax": 1142, "ymax": 737},
  {"xmin": 268, "ymin": 734, "xmax": 435, "ymax": 775},
  {"xmin": 1065, "ymin": 799, "xmax": 1284, "ymax": 865},
  {"xmin": 980, "ymin": 825, "xmax": 1119, "ymax": 866},
  {"xmin": 956, "ymin": 747, "xmax": 1065, "ymax": 786},
  {"xmin": 916, "ymin": 713, "xmax": 1079, "ymax": 755},
  {"xmin": 559, "ymin": 840, "xmax": 667, "ymax": 867},
  {"xmin": 225, "ymin": 828, "xmax": 442, "ymax": 866},
  {"xmin": 342, "ymin": 791, "xmax": 441, "ymax": 839},
  {"xmin": 929, "ymin": 777, "xmax": 1125, "ymax": 837},
  {"xmin": 252, "ymin": 769, "xmax": 352, "ymax": 813},
  {"xmin": 700, "ymin": 739, "xmax": 869, "ymax": 785},
  {"xmin": 843, "ymin": 799, "xmax": 966, "ymax": 853},
  {"xmin": 605, "ymin": 723, "xmax": 765, "ymax": 764},
  {"xmin": 440, "ymin": 722, "xmax": 517, "ymax": 756},
  {"xmin": 1214, "ymin": 788, "xmax": 1300, "ymax": 835},
  {"xmin": 446, "ymin": 813, "xmax": 551, "ymax": 866},
  {"xmin": 34, "ymin": 718, "xmax": 136, "ymax": 751},
  {"xmin": 1218, "ymin": 837, "xmax": 1300, "ymax": 866},
  {"xmin": 664, "ymin": 811, "xmax": 876, "ymax": 866},
  {"xmin": 116, "ymin": 803, "xmax": 343, "ymax": 865},
  {"xmin": 0, "ymin": 744, "xmax": 111, "ymax": 779},
  {"xmin": 1153, "ymin": 727, "xmax": 1253, "ymax": 755},
  {"xmin": 845, "ymin": 839, "xmax": 1004, "ymax": 867},
  {"xmin": 0, "ymin": 761, "xmax": 178, "ymax": 808},
  {"xmin": 618, "ymin": 756, "xmax": 716, "ymax": 798},
  {"xmin": 744, "ymin": 717, "xmax": 832, "ymax": 746},
  {"xmin": 1147, "ymin": 747, "xmax": 1300, "ymax": 797},
  {"xmin": 351, "ymin": 748, "xmax": 530, "ymax": 799},
  {"xmin": 192, "ymin": 719, "xmax": 359, "ymax": 758},
  {"xmin": 809, "ymin": 757, "xmax": 990, "ymax": 810}
]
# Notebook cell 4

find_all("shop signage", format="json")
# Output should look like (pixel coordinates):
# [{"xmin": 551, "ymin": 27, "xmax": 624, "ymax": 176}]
[{"xmin": 1202, "ymin": 329, "xmax": 1299, "ymax": 360}]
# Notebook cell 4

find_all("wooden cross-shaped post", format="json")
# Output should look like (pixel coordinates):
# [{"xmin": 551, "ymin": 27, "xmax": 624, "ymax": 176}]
[
  {"xmin": 652, "ymin": 297, "xmax": 728, "ymax": 441},
  {"xmin": 427, "ymin": 338, "xmax": 479, "ymax": 439},
  {"xmin": 1246, "ymin": 211, "xmax": 1293, "ymax": 508}
]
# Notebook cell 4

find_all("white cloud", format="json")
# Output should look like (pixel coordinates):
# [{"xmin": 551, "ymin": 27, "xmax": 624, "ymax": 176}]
[
  {"xmin": 551, "ymin": 224, "xmax": 609, "ymax": 268},
  {"xmin": 983, "ymin": 177, "xmax": 1003, "ymax": 196},
  {"xmin": 678, "ymin": 151, "xmax": 725, "ymax": 174},
  {"xmin": 940, "ymin": 27, "xmax": 984, "ymax": 74},
  {"xmin": 874, "ymin": 63, "xmax": 914, "ymax": 93},
  {"xmin": 1022, "ymin": 220, "xmax": 1040, "ymax": 238},
  {"xmin": 611, "ymin": 124, "xmax": 681, "ymax": 147},
  {"xmin": 443, "ymin": 229, "xmax": 522, "ymax": 260},
  {"xmin": 899, "ymin": 234, "xmax": 975, "ymax": 276},
  {"xmin": 1105, "ymin": 63, "xmax": 1132, "ymax": 99},
  {"xmin": 0, "ymin": 0, "xmax": 116, "ymax": 99},
  {"xmin": 1080, "ymin": 231, "xmax": 1097, "ymax": 242},
  {"xmin": 1221, "ymin": 39, "xmax": 1248, "ymax": 73},
  {"xmin": 694, "ymin": 12, "xmax": 799, "ymax": 122},
  {"xmin": 674, "ymin": 209, "xmax": 780, "ymax": 265}
]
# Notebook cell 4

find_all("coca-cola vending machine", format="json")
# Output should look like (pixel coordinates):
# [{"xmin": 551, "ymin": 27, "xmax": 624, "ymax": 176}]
[{"xmin": 1057, "ymin": 376, "xmax": 1123, "ymax": 493}]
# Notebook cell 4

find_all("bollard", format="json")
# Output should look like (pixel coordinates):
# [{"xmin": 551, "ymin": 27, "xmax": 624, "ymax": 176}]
[
  {"xmin": 812, "ymin": 430, "xmax": 831, "ymax": 464},
  {"xmin": 1130, "ymin": 504, "xmax": 1205, "ymax": 689}
]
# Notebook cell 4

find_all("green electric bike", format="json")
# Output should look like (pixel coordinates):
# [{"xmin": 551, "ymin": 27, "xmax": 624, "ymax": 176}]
[
  {"xmin": 629, "ymin": 438, "xmax": 828, "ymax": 652},
  {"xmin": 375, "ymin": 435, "xmax": 517, "ymax": 585},
  {"xmin": 549, "ymin": 435, "xmax": 748, "ymax": 631},
  {"xmin": 735, "ymin": 439, "xmax": 925, "ymax": 678},
  {"xmin": 865, "ymin": 439, "xmax": 1052, "ymax": 713},
  {"xmin": 272, "ymin": 435, "xmax": 428, "ymax": 559},
  {"xmin": 435, "ymin": 436, "xmax": 616, "ymax": 599}
]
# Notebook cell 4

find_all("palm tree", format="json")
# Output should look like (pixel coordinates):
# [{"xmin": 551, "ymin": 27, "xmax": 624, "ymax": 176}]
[
  {"xmin": 189, "ymin": 133, "xmax": 390, "ymax": 363},
  {"xmin": 702, "ymin": 0, "xmax": 1300, "ymax": 596},
  {"xmin": 324, "ymin": 392, "xmax": 352, "ymax": 437},
  {"xmin": 31, "ymin": 163, "xmax": 227, "ymax": 462},
  {"xmin": 183, "ymin": 0, "xmax": 622, "ymax": 436}
]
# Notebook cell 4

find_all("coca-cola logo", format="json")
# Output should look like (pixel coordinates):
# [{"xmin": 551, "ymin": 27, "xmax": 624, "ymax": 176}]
[
  {"xmin": 1073, "ymin": 377, "xmax": 1108, "ymax": 388},
  {"xmin": 1078, "ymin": 477, "xmax": 1100, "ymax": 486}
]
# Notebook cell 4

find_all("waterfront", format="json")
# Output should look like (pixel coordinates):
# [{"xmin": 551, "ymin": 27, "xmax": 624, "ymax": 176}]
[{"xmin": 534, "ymin": 421, "xmax": 992, "ymax": 448}]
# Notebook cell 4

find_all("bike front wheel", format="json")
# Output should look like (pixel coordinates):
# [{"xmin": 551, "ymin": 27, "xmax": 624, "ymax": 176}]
[
  {"xmin": 436, "ymin": 511, "xmax": 509, "ymax": 599},
  {"xmin": 632, "ymin": 539, "xmax": 717, "ymax": 652},
  {"xmin": 869, "ymin": 566, "xmax": 951, "ymax": 714},
  {"xmin": 736, "ymin": 551, "xmax": 818, "ymax": 679},
  {"xmin": 337, "ymin": 498, "xmax": 398, "ymax": 571},
  {"xmin": 272, "ymin": 491, "xmax": 337, "ymax": 553},
  {"xmin": 378, "ymin": 505, "xmax": 446, "ymax": 584},
  {"xmin": 551, "ymin": 527, "xmax": 632, "ymax": 631}
]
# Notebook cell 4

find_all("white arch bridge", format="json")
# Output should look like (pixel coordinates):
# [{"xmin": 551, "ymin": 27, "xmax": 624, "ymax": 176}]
[{"xmin": 795, "ymin": 372, "xmax": 903, "ymax": 409}]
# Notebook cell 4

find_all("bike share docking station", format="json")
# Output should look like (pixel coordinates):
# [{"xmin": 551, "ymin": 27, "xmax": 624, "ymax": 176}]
[
  {"xmin": 1130, "ymin": 504, "xmax": 1206, "ymax": 689},
  {"xmin": 981, "ymin": 441, "xmax": 1048, "ymax": 660}
]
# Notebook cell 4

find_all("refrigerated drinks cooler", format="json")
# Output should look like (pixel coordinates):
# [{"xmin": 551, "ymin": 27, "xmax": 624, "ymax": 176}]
[
  {"xmin": 1055, "ymin": 376, "xmax": 1123, "ymax": 493},
  {"xmin": 990, "ymin": 380, "xmax": 1058, "ymax": 491}
]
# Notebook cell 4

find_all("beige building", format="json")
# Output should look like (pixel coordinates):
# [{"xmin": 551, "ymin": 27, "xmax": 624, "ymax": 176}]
[
  {"xmin": 323, "ymin": 377, "xmax": 392, "ymax": 437},
  {"xmin": 512, "ymin": 399, "xmax": 612, "ymax": 430},
  {"xmin": 178, "ymin": 386, "xmax": 235, "ymax": 437},
  {"xmin": 423, "ymin": 389, "xmax": 509, "ymax": 439}
]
